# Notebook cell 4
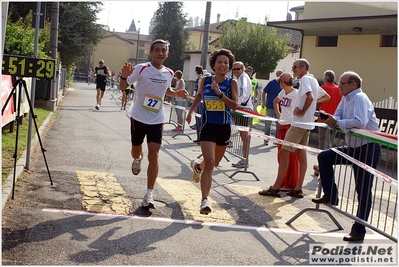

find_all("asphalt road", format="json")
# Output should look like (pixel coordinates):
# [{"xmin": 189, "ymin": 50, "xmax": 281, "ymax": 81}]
[{"xmin": 2, "ymin": 81, "xmax": 396, "ymax": 265}]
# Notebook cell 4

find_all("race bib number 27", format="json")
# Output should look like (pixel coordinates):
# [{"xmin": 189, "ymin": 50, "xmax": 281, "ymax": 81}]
[{"xmin": 143, "ymin": 93, "xmax": 163, "ymax": 113}]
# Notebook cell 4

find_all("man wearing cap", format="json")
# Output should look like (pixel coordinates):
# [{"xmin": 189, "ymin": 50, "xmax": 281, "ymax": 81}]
[{"xmin": 262, "ymin": 70, "xmax": 283, "ymax": 145}]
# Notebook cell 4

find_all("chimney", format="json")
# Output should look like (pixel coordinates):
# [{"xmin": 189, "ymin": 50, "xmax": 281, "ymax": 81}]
[{"xmin": 217, "ymin": 13, "xmax": 220, "ymax": 23}]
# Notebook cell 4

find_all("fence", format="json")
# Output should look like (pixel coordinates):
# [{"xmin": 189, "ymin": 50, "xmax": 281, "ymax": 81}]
[
  {"xmin": 372, "ymin": 96, "xmax": 397, "ymax": 110},
  {"xmin": 227, "ymin": 108, "xmax": 260, "ymax": 181},
  {"xmin": 285, "ymin": 126, "xmax": 397, "ymax": 242},
  {"xmin": 236, "ymin": 108, "xmax": 397, "ymax": 242},
  {"xmin": 165, "ymin": 96, "xmax": 191, "ymax": 139}
]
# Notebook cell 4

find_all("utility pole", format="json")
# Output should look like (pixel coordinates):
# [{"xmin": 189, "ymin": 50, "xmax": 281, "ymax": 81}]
[
  {"xmin": 200, "ymin": 2, "xmax": 211, "ymax": 69},
  {"xmin": 50, "ymin": 2, "xmax": 59, "ymax": 102},
  {"xmin": 26, "ymin": 2, "xmax": 42, "ymax": 169},
  {"xmin": 135, "ymin": 20, "xmax": 140, "ymax": 65}
]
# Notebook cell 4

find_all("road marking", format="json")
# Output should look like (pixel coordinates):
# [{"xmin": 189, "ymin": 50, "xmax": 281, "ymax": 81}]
[
  {"xmin": 156, "ymin": 177, "xmax": 236, "ymax": 224},
  {"xmin": 228, "ymin": 184, "xmax": 328, "ymax": 232},
  {"xmin": 76, "ymin": 170, "xmax": 132, "ymax": 214},
  {"xmin": 42, "ymin": 208, "xmax": 387, "ymax": 240}
]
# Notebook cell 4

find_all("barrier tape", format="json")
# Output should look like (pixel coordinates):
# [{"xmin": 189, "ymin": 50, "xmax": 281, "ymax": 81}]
[
  {"xmin": 168, "ymin": 102, "xmax": 397, "ymax": 150},
  {"xmin": 331, "ymin": 147, "xmax": 398, "ymax": 189}
]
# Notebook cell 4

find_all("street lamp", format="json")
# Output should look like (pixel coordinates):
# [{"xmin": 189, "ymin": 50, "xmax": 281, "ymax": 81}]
[{"xmin": 135, "ymin": 20, "xmax": 140, "ymax": 65}]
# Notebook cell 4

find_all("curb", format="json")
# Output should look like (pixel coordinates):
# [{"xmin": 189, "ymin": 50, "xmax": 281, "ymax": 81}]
[{"xmin": 2, "ymin": 111, "xmax": 54, "ymax": 211}]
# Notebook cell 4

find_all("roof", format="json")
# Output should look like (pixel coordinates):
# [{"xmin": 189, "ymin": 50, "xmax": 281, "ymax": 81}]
[
  {"xmin": 188, "ymin": 21, "xmax": 223, "ymax": 34},
  {"xmin": 104, "ymin": 31, "xmax": 153, "ymax": 42},
  {"xmin": 267, "ymin": 14, "xmax": 397, "ymax": 36}
]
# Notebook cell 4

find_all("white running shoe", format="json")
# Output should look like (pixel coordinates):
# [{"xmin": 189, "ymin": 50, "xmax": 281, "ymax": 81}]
[
  {"xmin": 131, "ymin": 153, "xmax": 143, "ymax": 175},
  {"xmin": 141, "ymin": 193, "xmax": 155, "ymax": 209},
  {"xmin": 232, "ymin": 159, "xmax": 248, "ymax": 168},
  {"xmin": 200, "ymin": 199, "xmax": 211, "ymax": 215},
  {"xmin": 190, "ymin": 160, "xmax": 201, "ymax": 183}
]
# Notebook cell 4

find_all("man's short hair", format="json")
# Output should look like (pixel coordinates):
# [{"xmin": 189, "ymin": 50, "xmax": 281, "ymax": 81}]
[
  {"xmin": 150, "ymin": 39, "xmax": 170, "ymax": 51},
  {"xmin": 323, "ymin": 70, "xmax": 335, "ymax": 83}
]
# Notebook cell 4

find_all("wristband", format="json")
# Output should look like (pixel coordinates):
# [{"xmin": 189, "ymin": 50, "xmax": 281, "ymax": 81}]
[
  {"xmin": 120, "ymin": 76, "xmax": 127, "ymax": 80},
  {"xmin": 217, "ymin": 93, "xmax": 223, "ymax": 99}
]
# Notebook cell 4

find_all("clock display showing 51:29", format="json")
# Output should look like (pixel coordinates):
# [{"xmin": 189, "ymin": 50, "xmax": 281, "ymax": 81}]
[{"xmin": 2, "ymin": 54, "xmax": 56, "ymax": 79}]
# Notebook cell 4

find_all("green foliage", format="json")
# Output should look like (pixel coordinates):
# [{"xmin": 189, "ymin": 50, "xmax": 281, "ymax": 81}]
[
  {"xmin": 218, "ymin": 18, "xmax": 290, "ymax": 75},
  {"xmin": 58, "ymin": 2, "xmax": 104, "ymax": 68},
  {"xmin": 150, "ymin": 2, "xmax": 189, "ymax": 71},
  {"xmin": 4, "ymin": 11, "xmax": 48, "ymax": 58}
]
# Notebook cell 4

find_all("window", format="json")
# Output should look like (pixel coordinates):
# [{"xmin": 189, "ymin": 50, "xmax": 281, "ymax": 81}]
[
  {"xmin": 139, "ymin": 41, "xmax": 145, "ymax": 47},
  {"xmin": 381, "ymin": 35, "xmax": 397, "ymax": 47},
  {"xmin": 317, "ymin": 36, "xmax": 338, "ymax": 47},
  {"xmin": 208, "ymin": 35, "xmax": 212, "ymax": 41}
]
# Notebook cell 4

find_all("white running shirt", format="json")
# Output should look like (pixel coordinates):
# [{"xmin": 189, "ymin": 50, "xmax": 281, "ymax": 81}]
[
  {"xmin": 292, "ymin": 73, "xmax": 326, "ymax": 130},
  {"xmin": 126, "ymin": 62, "xmax": 174, "ymax": 124}
]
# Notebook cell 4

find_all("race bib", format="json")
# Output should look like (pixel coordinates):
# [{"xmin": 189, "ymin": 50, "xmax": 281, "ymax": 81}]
[
  {"xmin": 205, "ymin": 99, "xmax": 225, "ymax": 111},
  {"xmin": 143, "ymin": 93, "xmax": 162, "ymax": 113}
]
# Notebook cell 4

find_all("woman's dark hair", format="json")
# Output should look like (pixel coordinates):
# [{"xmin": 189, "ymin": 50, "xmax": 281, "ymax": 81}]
[
  {"xmin": 195, "ymin": 65, "xmax": 203, "ymax": 75},
  {"xmin": 209, "ymin": 49, "xmax": 235, "ymax": 71}
]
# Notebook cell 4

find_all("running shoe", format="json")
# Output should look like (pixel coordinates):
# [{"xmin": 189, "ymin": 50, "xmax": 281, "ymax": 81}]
[
  {"xmin": 172, "ymin": 126, "xmax": 182, "ymax": 132},
  {"xmin": 200, "ymin": 199, "xmax": 211, "ymax": 215},
  {"xmin": 190, "ymin": 160, "xmax": 201, "ymax": 183},
  {"xmin": 95, "ymin": 105, "xmax": 99, "ymax": 110},
  {"xmin": 131, "ymin": 153, "xmax": 143, "ymax": 175},
  {"xmin": 141, "ymin": 192, "xmax": 155, "ymax": 209},
  {"xmin": 232, "ymin": 159, "xmax": 248, "ymax": 168}
]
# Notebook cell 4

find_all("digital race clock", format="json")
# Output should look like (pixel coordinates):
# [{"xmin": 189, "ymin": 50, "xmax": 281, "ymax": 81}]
[{"xmin": 2, "ymin": 54, "xmax": 56, "ymax": 79}]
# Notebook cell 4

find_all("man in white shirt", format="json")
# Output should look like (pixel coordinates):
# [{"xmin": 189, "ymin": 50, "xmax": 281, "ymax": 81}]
[{"xmin": 231, "ymin": 61, "xmax": 253, "ymax": 168}]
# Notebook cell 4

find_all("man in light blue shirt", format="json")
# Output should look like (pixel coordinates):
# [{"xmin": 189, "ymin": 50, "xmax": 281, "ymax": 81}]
[{"xmin": 312, "ymin": 71, "xmax": 381, "ymax": 242}]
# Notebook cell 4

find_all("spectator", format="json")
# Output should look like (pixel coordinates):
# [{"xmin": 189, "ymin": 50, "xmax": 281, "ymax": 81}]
[
  {"xmin": 273, "ymin": 72, "xmax": 299, "ymax": 191},
  {"xmin": 312, "ymin": 71, "xmax": 381, "ymax": 242},
  {"xmin": 172, "ymin": 70, "xmax": 186, "ymax": 132},
  {"xmin": 245, "ymin": 66, "xmax": 259, "ymax": 107},
  {"xmin": 87, "ymin": 68, "xmax": 93, "ymax": 85},
  {"xmin": 313, "ymin": 70, "xmax": 343, "ymax": 176},
  {"xmin": 231, "ymin": 61, "xmax": 253, "ymax": 168},
  {"xmin": 262, "ymin": 70, "xmax": 283, "ymax": 145},
  {"xmin": 259, "ymin": 58, "xmax": 330, "ymax": 198}
]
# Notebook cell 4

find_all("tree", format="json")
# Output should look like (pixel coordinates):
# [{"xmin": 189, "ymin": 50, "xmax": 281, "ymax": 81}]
[
  {"xmin": 218, "ymin": 18, "xmax": 290, "ymax": 76},
  {"xmin": 149, "ymin": 2, "xmax": 189, "ymax": 71},
  {"xmin": 58, "ymin": 2, "xmax": 104, "ymax": 68}
]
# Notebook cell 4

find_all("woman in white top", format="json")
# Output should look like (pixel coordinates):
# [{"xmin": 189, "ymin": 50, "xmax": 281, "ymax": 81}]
[{"xmin": 260, "ymin": 72, "xmax": 299, "ymax": 195}]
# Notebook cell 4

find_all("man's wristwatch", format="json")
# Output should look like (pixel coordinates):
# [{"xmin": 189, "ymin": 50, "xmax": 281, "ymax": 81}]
[{"xmin": 120, "ymin": 76, "xmax": 127, "ymax": 80}]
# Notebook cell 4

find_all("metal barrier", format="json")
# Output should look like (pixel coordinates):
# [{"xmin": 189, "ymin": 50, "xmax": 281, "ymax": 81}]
[
  {"xmin": 285, "ymin": 126, "xmax": 398, "ymax": 242},
  {"xmin": 227, "ymin": 108, "xmax": 261, "ymax": 181},
  {"xmin": 165, "ymin": 97, "xmax": 191, "ymax": 140}
]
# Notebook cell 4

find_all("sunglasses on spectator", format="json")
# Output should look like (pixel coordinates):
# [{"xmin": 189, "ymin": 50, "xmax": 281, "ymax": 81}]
[
  {"xmin": 292, "ymin": 65, "xmax": 302, "ymax": 69},
  {"xmin": 232, "ymin": 68, "xmax": 242, "ymax": 71}
]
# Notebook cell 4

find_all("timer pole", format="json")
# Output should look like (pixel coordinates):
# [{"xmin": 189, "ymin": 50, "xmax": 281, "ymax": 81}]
[
  {"xmin": 26, "ymin": 2, "xmax": 42, "ymax": 169},
  {"xmin": 1, "ymin": 78, "xmax": 53, "ymax": 199}
]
